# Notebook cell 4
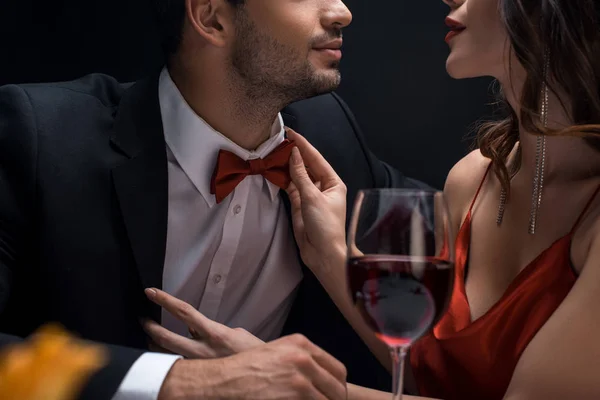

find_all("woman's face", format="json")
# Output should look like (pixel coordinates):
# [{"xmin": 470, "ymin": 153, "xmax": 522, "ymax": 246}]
[{"xmin": 442, "ymin": 0, "xmax": 510, "ymax": 80}]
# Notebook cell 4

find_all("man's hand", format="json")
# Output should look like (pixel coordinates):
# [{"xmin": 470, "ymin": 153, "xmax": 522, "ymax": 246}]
[
  {"xmin": 144, "ymin": 289, "xmax": 348, "ymax": 399},
  {"xmin": 286, "ymin": 128, "xmax": 348, "ymax": 273},
  {"xmin": 143, "ymin": 288, "xmax": 263, "ymax": 358},
  {"xmin": 157, "ymin": 334, "xmax": 347, "ymax": 400}
]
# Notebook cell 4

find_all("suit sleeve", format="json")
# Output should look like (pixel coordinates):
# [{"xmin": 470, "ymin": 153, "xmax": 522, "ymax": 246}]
[
  {"xmin": 0, "ymin": 85, "xmax": 147, "ymax": 400},
  {"xmin": 330, "ymin": 92, "xmax": 434, "ymax": 190}
]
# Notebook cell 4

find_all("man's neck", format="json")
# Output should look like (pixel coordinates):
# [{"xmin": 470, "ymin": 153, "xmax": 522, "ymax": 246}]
[{"xmin": 168, "ymin": 64, "xmax": 283, "ymax": 151}]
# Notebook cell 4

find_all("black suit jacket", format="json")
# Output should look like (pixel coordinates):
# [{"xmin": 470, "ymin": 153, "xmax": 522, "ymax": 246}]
[{"xmin": 0, "ymin": 73, "xmax": 428, "ymax": 398}]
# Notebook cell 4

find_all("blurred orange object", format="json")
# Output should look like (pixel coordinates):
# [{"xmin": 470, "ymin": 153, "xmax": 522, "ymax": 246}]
[{"xmin": 0, "ymin": 324, "xmax": 107, "ymax": 400}]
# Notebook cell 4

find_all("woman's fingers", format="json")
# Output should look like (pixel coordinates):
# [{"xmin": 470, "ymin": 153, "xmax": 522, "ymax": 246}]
[
  {"xmin": 142, "ymin": 319, "xmax": 215, "ymax": 359},
  {"xmin": 145, "ymin": 288, "xmax": 214, "ymax": 335},
  {"xmin": 287, "ymin": 128, "xmax": 340, "ymax": 188},
  {"xmin": 286, "ymin": 181, "xmax": 305, "ymax": 238},
  {"xmin": 289, "ymin": 147, "xmax": 321, "ymax": 201}
]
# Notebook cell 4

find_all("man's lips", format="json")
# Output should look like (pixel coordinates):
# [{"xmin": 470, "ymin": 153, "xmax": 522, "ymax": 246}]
[
  {"xmin": 313, "ymin": 38, "xmax": 342, "ymax": 49},
  {"xmin": 313, "ymin": 39, "xmax": 343, "ymax": 60}
]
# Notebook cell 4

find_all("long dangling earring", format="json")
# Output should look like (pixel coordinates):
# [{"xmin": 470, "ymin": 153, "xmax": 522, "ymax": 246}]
[{"xmin": 497, "ymin": 52, "xmax": 550, "ymax": 235}]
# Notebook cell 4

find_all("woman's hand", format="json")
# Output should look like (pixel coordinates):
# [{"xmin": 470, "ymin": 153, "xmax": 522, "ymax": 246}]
[
  {"xmin": 285, "ymin": 129, "xmax": 395, "ymax": 375},
  {"xmin": 142, "ymin": 288, "xmax": 263, "ymax": 359},
  {"xmin": 286, "ymin": 128, "xmax": 348, "ymax": 274}
]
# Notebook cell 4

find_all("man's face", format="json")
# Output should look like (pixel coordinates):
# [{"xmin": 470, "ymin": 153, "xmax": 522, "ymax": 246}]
[{"xmin": 229, "ymin": 0, "xmax": 352, "ymax": 103}]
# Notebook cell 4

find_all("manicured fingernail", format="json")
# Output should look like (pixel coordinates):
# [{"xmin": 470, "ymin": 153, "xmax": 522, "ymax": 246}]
[
  {"xmin": 292, "ymin": 147, "xmax": 302, "ymax": 165},
  {"xmin": 145, "ymin": 288, "xmax": 157, "ymax": 298}
]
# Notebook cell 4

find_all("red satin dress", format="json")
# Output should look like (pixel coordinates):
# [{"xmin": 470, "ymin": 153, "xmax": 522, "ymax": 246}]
[{"xmin": 410, "ymin": 168, "xmax": 600, "ymax": 400}]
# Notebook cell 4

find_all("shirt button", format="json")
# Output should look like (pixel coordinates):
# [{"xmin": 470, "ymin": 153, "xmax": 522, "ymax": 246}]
[
  {"xmin": 213, "ymin": 275, "xmax": 222, "ymax": 284},
  {"xmin": 233, "ymin": 205, "xmax": 242, "ymax": 215}
]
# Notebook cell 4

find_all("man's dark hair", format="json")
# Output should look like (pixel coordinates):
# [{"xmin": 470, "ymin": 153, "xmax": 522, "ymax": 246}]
[{"xmin": 155, "ymin": 0, "xmax": 245, "ymax": 57}]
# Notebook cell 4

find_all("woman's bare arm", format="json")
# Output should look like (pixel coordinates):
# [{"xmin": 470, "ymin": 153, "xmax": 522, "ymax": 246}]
[
  {"xmin": 503, "ymin": 222, "xmax": 600, "ymax": 399},
  {"xmin": 348, "ymin": 384, "xmax": 439, "ymax": 400}
]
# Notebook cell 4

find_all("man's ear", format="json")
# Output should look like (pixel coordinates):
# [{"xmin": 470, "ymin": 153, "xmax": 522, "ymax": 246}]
[{"xmin": 186, "ymin": 0, "xmax": 237, "ymax": 47}]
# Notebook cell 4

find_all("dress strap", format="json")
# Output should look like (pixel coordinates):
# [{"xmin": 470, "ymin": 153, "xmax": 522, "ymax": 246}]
[
  {"xmin": 468, "ymin": 163, "xmax": 492, "ymax": 214},
  {"xmin": 570, "ymin": 182, "xmax": 600, "ymax": 235}
]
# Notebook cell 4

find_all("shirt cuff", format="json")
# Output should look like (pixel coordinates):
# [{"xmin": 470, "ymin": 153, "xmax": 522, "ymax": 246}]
[{"xmin": 111, "ymin": 352, "xmax": 182, "ymax": 400}]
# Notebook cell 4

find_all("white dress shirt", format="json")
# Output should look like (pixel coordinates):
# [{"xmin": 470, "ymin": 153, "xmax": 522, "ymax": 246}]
[{"xmin": 113, "ymin": 68, "xmax": 303, "ymax": 399}]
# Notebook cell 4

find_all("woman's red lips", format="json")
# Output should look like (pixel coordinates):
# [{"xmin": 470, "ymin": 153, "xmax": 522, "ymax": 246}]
[
  {"xmin": 445, "ymin": 17, "xmax": 466, "ymax": 43},
  {"xmin": 445, "ymin": 17, "xmax": 466, "ymax": 30}
]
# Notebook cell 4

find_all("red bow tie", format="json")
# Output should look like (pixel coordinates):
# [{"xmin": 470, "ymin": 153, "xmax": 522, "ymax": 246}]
[{"xmin": 210, "ymin": 139, "xmax": 295, "ymax": 204}]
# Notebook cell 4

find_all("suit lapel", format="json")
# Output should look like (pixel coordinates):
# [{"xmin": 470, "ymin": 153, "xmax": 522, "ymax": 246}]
[
  {"xmin": 110, "ymin": 75, "xmax": 168, "ymax": 321},
  {"xmin": 282, "ymin": 112, "xmax": 298, "ymax": 133},
  {"xmin": 281, "ymin": 112, "xmax": 299, "ymax": 238},
  {"xmin": 280, "ymin": 112, "xmax": 312, "ymax": 284}
]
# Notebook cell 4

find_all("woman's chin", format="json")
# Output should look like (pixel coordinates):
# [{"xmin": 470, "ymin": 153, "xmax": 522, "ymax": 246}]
[
  {"xmin": 446, "ymin": 69, "xmax": 467, "ymax": 80},
  {"xmin": 446, "ymin": 58, "xmax": 479, "ymax": 80}
]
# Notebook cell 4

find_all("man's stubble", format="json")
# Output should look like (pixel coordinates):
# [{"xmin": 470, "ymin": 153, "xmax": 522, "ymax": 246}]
[{"xmin": 229, "ymin": 9, "xmax": 341, "ymax": 108}]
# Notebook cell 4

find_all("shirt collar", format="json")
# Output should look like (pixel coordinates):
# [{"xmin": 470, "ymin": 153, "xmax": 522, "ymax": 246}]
[{"xmin": 158, "ymin": 68, "xmax": 285, "ymax": 208}]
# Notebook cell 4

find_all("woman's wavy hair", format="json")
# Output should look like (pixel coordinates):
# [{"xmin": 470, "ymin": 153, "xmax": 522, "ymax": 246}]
[{"xmin": 478, "ymin": 0, "xmax": 600, "ymax": 195}]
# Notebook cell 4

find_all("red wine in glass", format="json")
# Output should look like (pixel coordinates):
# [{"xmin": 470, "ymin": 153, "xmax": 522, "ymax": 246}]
[
  {"xmin": 347, "ymin": 255, "xmax": 453, "ymax": 348},
  {"xmin": 347, "ymin": 189, "xmax": 454, "ymax": 400}
]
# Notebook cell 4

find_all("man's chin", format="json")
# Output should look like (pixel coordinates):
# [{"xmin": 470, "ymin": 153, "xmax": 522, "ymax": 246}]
[
  {"xmin": 313, "ymin": 69, "xmax": 342, "ymax": 93},
  {"xmin": 281, "ymin": 70, "xmax": 341, "ymax": 105}
]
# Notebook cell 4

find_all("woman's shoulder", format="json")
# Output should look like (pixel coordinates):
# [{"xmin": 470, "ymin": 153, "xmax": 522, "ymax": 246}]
[
  {"xmin": 444, "ymin": 149, "xmax": 491, "ymax": 230},
  {"xmin": 445, "ymin": 149, "xmax": 490, "ymax": 188}
]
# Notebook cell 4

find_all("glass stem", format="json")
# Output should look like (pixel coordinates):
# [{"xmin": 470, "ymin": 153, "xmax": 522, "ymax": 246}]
[{"xmin": 391, "ymin": 346, "xmax": 408, "ymax": 400}]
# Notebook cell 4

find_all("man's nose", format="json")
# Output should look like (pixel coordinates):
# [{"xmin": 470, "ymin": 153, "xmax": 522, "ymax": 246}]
[{"xmin": 323, "ymin": 0, "xmax": 353, "ymax": 30}]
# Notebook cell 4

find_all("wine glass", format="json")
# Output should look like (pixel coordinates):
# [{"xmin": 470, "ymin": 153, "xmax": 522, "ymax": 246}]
[{"xmin": 347, "ymin": 189, "xmax": 454, "ymax": 400}]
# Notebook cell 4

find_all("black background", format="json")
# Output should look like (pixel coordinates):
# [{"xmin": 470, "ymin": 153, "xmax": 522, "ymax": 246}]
[{"xmin": 0, "ymin": 0, "xmax": 494, "ymax": 188}]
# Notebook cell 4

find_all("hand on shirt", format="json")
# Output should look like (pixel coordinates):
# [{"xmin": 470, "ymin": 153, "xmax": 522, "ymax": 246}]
[
  {"xmin": 144, "ymin": 288, "xmax": 348, "ymax": 400},
  {"xmin": 142, "ymin": 128, "xmax": 351, "ymax": 400},
  {"xmin": 143, "ymin": 288, "xmax": 262, "ymax": 358},
  {"xmin": 285, "ymin": 129, "xmax": 348, "ymax": 275}
]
